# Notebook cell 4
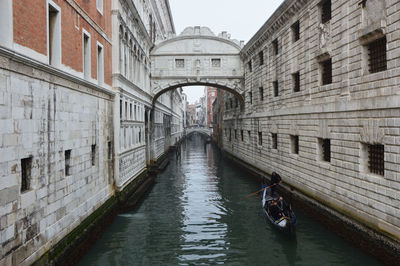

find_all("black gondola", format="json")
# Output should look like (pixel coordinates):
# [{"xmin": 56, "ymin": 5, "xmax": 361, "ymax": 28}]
[{"xmin": 261, "ymin": 187, "xmax": 296, "ymax": 234}]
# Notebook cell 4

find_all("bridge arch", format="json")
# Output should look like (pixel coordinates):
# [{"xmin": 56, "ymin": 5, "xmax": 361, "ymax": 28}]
[{"xmin": 150, "ymin": 26, "xmax": 245, "ymax": 105}]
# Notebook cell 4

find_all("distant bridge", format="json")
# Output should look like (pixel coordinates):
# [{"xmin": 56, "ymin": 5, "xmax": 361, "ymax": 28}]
[{"xmin": 185, "ymin": 128, "xmax": 212, "ymax": 137}]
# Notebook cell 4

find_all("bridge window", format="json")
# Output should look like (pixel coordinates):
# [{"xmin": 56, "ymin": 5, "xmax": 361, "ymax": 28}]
[
  {"xmin": 320, "ymin": 58, "xmax": 332, "ymax": 85},
  {"xmin": 259, "ymin": 51, "xmax": 264, "ymax": 65},
  {"xmin": 291, "ymin": 135, "xmax": 299, "ymax": 154},
  {"xmin": 272, "ymin": 133, "xmax": 278, "ymax": 149},
  {"xmin": 211, "ymin": 58, "xmax": 221, "ymax": 67},
  {"xmin": 318, "ymin": 138, "xmax": 331, "ymax": 162},
  {"xmin": 272, "ymin": 39, "xmax": 279, "ymax": 55},
  {"xmin": 273, "ymin": 81, "xmax": 279, "ymax": 97},
  {"xmin": 320, "ymin": 0, "xmax": 331, "ymax": 24},
  {"xmin": 292, "ymin": 21, "xmax": 300, "ymax": 42},
  {"xmin": 259, "ymin": 87, "xmax": 264, "ymax": 101},
  {"xmin": 367, "ymin": 36, "xmax": 387, "ymax": 74},
  {"xmin": 293, "ymin": 72, "xmax": 300, "ymax": 92},
  {"xmin": 175, "ymin": 59, "xmax": 184, "ymax": 68}
]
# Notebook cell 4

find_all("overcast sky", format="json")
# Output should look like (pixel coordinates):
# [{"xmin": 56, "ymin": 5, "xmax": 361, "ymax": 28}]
[{"xmin": 169, "ymin": 0, "xmax": 285, "ymax": 103}]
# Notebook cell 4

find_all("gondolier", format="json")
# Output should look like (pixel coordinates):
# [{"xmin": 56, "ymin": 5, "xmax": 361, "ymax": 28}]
[{"xmin": 270, "ymin": 172, "xmax": 281, "ymax": 196}]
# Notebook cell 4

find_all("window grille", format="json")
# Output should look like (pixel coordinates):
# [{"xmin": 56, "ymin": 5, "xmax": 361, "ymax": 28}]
[
  {"xmin": 248, "ymin": 61, "xmax": 252, "ymax": 72},
  {"xmin": 91, "ymin": 145, "xmax": 96, "ymax": 166},
  {"xmin": 368, "ymin": 144, "xmax": 384, "ymax": 175},
  {"xmin": 65, "ymin": 150, "xmax": 71, "ymax": 176},
  {"xmin": 211, "ymin": 58, "xmax": 221, "ymax": 67},
  {"xmin": 273, "ymin": 81, "xmax": 279, "ymax": 97},
  {"xmin": 322, "ymin": 139, "xmax": 331, "ymax": 162},
  {"xmin": 321, "ymin": 58, "xmax": 332, "ymax": 85},
  {"xmin": 175, "ymin": 59, "xmax": 184, "ymax": 68},
  {"xmin": 21, "ymin": 157, "xmax": 32, "ymax": 192},
  {"xmin": 293, "ymin": 72, "xmax": 300, "ymax": 92},
  {"xmin": 259, "ymin": 87, "xmax": 264, "ymax": 101},
  {"xmin": 230, "ymin": 98, "xmax": 233, "ymax": 108},
  {"xmin": 272, "ymin": 133, "xmax": 278, "ymax": 149},
  {"xmin": 292, "ymin": 21, "xmax": 300, "ymax": 42},
  {"xmin": 258, "ymin": 132, "xmax": 263, "ymax": 146},
  {"xmin": 321, "ymin": 0, "xmax": 331, "ymax": 24},
  {"xmin": 259, "ymin": 51, "xmax": 264, "ymax": 65},
  {"xmin": 272, "ymin": 39, "xmax": 279, "ymax": 55},
  {"xmin": 368, "ymin": 37, "xmax": 387, "ymax": 73}
]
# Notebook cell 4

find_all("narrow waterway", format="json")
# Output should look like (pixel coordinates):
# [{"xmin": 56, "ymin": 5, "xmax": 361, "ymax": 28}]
[{"xmin": 78, "ymin": 135, "xmax": 381, "ymax": 265}]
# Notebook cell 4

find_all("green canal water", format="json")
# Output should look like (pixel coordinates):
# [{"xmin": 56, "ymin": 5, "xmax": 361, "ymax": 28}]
[{"xmin": 78, "ymin": 135, "xmax": 381, "ymax": 266}]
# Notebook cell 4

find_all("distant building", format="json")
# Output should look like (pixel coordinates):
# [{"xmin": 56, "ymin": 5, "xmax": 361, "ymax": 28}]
[{"xmin": 205, "ymin": 87, "xmax": 218, "ymax": 128}]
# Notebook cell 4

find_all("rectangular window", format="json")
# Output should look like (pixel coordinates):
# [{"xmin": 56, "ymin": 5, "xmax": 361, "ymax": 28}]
[
  {"xmin": 368, "ymin": 37, "xmax": 387, "ymax": 73},
  {"xmin": 273, "ymin": 81, "xmax": 279, "ymax": 97},
  {"xmin": 259, "ymin": 51, "xmax": 264, "ymax": 65},
  {"xmin": 272, "ymin": 39, "xmax": 279, "ymax": 55},
  {"xmin": 21, "ymin": 157, "xmax": 32, "ymax": 192},
  {"xmin": 291, "ymin": 135, "xmax": 299, "ymax": 154},
  {"xmin": 249, "ymin": 91, "xmax": 253, "ymax": 104},
  {"xmin": 83, "ymin": 32, "xmax": 91, "ymax": 79},
  {"xmin": 321, "ymin": 0, "xmax": 331, "ymax": 24},
  {"xmin": 125, "ymin": 101, "xmax": 128, "ymax": 119},
  {"xmin": 292, "ymin": 21, "xmax": 300, "ymax": 42},
  {"xmin": 258, "ymin": 132, "xmax": 263, "ymax": 146},
  {"xmin": 319, "ymin": 138, "xmax": 331, "ymax": 162},
  {"xmin": 65, "ymin": 150, "xmax": 71, "ymax": 176},
  {"xmin": 293, "ymin": 72, "xmax": 300, "ymax": 92},
  {"xmin": 235, "ymin": 130, "xmax": 237, "ymax": 140},
  {"xmin": 108, "ymin": 141, "xmax": 112, "ymax": 160},
  {"xmin": 241, "ymin": 130, "xmax": 244, "ymax": 141},
  {"xmin": 211, "ymin": 58, "xmax": 221, "ymax": 67},
  {"xmin": 48, "ymin": 3, "xmax": 61, "ymax": 67},
  {"xmin": 259, "ymin": 87, "xmax": 264, "ymax": 101},
  {"xmin": 235, "ymin": 98, "xmax": 238, "ymax": 108},
  {"xmin": 97, "ymin": 44, "xmax": 104, "ymax": 85},
  {"xmin": 321, "ymin": 58, "xmax": 332, "ymax": 85},
  {"xmin": 175, "ymin": 59, "xmax": 184, "ymax": 68},
  {"xmin": 230, "ymin": 98, "xmax": 233, "ymax": 109},
  {"xmin": 248, "ymin": 131, "xmax": 251, "ymax": 143},
  {"xmin": 229, "ymin": 129, "xmax": 232, "ymax": 141},
  {"xmin": 91, "ymin": 144, "xmax": 96, "ymax": 166},
  {"xmin": 248, "ymin": 60, "xmax": 252, "ymax": 72},
  {"xmin": 96, "ymin": 0, "xmax": 103, "ymax": 14},
  {"xmin": 272, "ymin": 133, "xmax": 278, "ymax": 149},
  {"xmin": 130, "ymin": 103, "xmax": 132, "ymax": 120},
  {"xmin": 368, "ymin": 144, "xmax": 384, "ymax": 176}
]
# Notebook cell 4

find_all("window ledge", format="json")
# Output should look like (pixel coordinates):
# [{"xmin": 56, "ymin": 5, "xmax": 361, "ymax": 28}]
[{"xmin": 358, "ymin": 20, "xmax": 386, "ymax": 45}]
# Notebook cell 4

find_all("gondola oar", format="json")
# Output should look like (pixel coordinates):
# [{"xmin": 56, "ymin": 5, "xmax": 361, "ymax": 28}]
[{"xmin": 242, "ymin": 183, "xmax": 277, "ymax": 199}]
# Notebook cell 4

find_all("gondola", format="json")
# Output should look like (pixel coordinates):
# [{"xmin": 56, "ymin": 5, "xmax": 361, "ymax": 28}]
[{"xmin": 261, "ymin": 187, "xmax": 296, "ymax": 234}]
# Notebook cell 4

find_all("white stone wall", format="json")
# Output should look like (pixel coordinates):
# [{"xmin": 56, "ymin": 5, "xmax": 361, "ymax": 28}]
[
  {"xmin": 0, "ymin": 54, "xmax": 114, "ymax": 265},
  {"xmin": 224, "ymin": 0, "xmax": 400, "ymax": 242}
]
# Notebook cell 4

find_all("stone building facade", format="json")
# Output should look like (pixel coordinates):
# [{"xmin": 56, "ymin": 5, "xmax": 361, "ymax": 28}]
[
  {"xmin": 0, "ymin": 0, "xmax": 182, "ymax": 264},
  {"xmin": 222, "ymin": 0, "xmax": 400, "ymax": 244},
  {"xmin": 0, "ymin": 0, "xmax": 114, "ymax": 264}
]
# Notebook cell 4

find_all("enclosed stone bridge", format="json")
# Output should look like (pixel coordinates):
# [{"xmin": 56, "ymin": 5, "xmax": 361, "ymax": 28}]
[{"xmin": 150, "ymin": 26, "xmax": 245, "ymax": 104}]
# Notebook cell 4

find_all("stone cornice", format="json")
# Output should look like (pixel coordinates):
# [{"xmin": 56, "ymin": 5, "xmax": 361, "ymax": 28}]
[
  {"xmin": 65, "ymin": 0, "xmax": 112, "ymax": 44},
  {"xmin": 0, "ymin": 46, "xmax": 115, "ymax": 99},
  {"xmin": 241, "ymin": 0, "xmax": 309, "ymax": 59},
  {"xmin": 120, "ymin": 0, "xmax": 152, "ymax": 46}
]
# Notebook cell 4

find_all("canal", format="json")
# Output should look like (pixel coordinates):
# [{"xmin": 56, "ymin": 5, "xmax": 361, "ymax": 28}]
[{"xmin": 78, "ymin": 135, "xmax": 381, "ymax": 265}]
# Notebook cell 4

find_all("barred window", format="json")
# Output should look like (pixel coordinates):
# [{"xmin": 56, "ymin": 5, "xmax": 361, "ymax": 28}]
[
  {"xmin": 65, "ymin": 150, "xmax": 72, "ymax": 176},
  {"xmin": 319, "ymin": 138, "xmax": 331, "ymax": 162},
  {"xmin": 230, "ymin": 98, "xmax": 233, "ymax": 109},
  {"xmin": 211, "ymin": 58, "xmax": 221, "ymax": 67},
  {"xmin": 273, "ymin": 81, "xmax": 279, "ymax": 97},
  {"xmin": 21, "ymin": 157, "xmax": 32, "ymax": 192},
  {"xmin": 293, "ymin": 72, "xmax": 300, "ymax": 92},
  {"xmin": 91, "ymin": 144, "xmax": 96, "ymax": 166},
  {"xmin": 321, "ymin": 58, "xmax": 332, "ymax": 85},
  {"xmin": 235, "ymin": 98, "xmax": 238, "ymax": 108},
  {"xmin": 241, "ymin": 130, "xmax": 244, "ymax": 141},
  {"xmin": 272, "ymin": 39, "xmax": 279, "ymax": 55},
  {"xmin": 229, "ymin": 129, "xmax": 232, "ymax": 141},
  {"xmin": 368, "ymin": 144, "xmax": 384, "ymax": 176},
  {"xmin": 235, "ymin": 130, "xmax": 237, "ymax": 140},
  {"xmin": 368, "ymin": 37, "xmax": 387, "ymax": 73},
  {"xmin": 292, "ymin": 21, "xmax": 300, "ymax": 42},
  {"xmin": 249, "ymin": 91, "xmax": 253, "ymax": 105},
  {"xmin": 259, "ymin": 87, "xmax": 264, "ymax": 101},
  {"xmin": 272, "ymin": 133, "xmax": 278, "ymax": 149},
  {"xmin": 291, "ymin": 135, "xmax": 299, "ymax": 154},
  {"xmin": 175, "ymin": 59, "xmax": 184, "ymax": 68},
  {"xmin": 258, "ymin": 132, "xmax": 263, "ymax": 146},
  {"xmin": 248, "ymin": 60, "xmax": 252, "ymax": 72},
  {"xmin": 259, "ymin": 51, "xmax": 264, "ymax": 65},
  {"xmin": 321, "ymin": 0, "xmax": 331, "ymax": 24}
]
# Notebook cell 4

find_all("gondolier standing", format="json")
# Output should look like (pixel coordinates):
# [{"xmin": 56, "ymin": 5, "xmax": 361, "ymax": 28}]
[{"xmin": 270, "ymin": 172, "xmax": 281, "ymax": 196}]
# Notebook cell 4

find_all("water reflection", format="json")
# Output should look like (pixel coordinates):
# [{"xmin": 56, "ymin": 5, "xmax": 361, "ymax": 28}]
[{"xmin": 78, "ymin": 135, "xmax": 382, "ymax": 266}]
